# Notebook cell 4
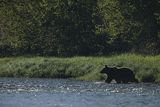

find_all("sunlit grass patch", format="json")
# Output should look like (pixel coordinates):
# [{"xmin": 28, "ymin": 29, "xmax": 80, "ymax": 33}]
[{"xmin": 0, "ymin": 54, "xmax": 160, "ymax": 83}]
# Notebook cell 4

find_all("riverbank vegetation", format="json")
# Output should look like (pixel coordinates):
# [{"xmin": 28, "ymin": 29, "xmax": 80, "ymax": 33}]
[{"xmin": 0, "ymin": 54, "xmax": 160, "ymax": 83}]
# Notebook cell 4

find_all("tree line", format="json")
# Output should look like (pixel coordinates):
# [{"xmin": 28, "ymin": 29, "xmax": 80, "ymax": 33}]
[{"xmin": 0, "ymin": 0, "xmax": 160, "ymax": 56}]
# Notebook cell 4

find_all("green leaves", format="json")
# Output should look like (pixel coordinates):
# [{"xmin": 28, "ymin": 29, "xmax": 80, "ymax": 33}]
[{"xmin": 0, "ymin": 0, "xmax": 160, "ymax": 56}]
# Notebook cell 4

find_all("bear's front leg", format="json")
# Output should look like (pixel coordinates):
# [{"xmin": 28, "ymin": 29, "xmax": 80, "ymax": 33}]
[
  {"xmin": 115, "ymin": 79, "xmax": 121, "ymax": 83},
  {"xmin": 105, "ymin": 77, "xmax": 112, "ymax": 83}
]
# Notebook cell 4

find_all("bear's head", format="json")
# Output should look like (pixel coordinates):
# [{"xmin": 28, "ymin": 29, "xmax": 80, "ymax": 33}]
[{"xmin": 100, "ymin": 65, "xmax": 111, "ymax": 74}]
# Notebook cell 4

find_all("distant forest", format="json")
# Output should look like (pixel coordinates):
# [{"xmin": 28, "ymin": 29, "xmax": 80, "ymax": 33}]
[{"xmin": 0, "ymin": 0, "xmax": 160, "ymax": 56}]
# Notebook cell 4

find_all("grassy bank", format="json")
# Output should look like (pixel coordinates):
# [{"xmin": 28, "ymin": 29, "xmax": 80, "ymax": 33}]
[{"xmin": 0, "ymin": 54, "xmax": 160, "ymax": 83}]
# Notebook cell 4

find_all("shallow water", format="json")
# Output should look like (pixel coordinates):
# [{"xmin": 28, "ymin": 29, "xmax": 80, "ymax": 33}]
[{"xmin": 0, "ymin": 78, "xmax": 160, "ymax": 107}]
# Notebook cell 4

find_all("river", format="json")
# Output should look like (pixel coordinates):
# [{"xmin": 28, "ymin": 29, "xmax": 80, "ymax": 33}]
[{"xmin": 0, "ymin": 78, "xmax": 160, "ymax": 107}]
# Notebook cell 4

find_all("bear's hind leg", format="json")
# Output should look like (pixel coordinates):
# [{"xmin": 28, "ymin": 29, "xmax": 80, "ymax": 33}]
[{"xmin": 122, "ymin": 80, "xmax": 128, "ymax": 83}]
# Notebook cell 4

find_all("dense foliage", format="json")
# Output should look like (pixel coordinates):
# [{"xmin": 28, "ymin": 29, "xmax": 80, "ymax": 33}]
[{"xmin": 0, "ymin": 0, "xmax": 160, "ymax": 56}]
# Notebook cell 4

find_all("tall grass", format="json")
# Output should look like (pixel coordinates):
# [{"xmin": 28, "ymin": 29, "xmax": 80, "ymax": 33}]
[{"xmin": 0, "ymin": 54, "xmax": 160, "ymax": 82}]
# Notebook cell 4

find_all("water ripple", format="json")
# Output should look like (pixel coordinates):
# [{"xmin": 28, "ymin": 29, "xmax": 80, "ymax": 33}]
[{"xmin": 0, "ymin": 78, "xmax": 160, "ymax": 96}]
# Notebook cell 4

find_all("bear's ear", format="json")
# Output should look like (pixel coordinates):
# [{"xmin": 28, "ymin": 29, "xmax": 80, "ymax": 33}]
[{"xmin": 105, "ymin": 65, "xmax": 108, "ymax": 68}]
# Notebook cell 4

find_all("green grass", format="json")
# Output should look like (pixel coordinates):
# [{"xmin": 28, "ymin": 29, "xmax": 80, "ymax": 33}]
[{"xmin": 0, "ymin": 54, "xmax": 160, "ymax": 83}]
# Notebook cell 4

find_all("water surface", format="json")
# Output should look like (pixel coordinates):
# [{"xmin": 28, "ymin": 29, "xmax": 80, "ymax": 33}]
[{"xmin": 0, "ymin": 78, "xmax": 160, "ymax": 107}]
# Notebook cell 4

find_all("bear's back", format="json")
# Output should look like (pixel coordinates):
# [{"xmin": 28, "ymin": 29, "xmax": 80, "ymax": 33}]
[{"xmin": 117, "ymin": 68, "xmax": 134, "ymax": 77}]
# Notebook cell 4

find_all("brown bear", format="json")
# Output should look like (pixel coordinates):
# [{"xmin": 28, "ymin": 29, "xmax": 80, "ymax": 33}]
[{"xmin": 100, "ymin": 65, "xmax": 138, "ymax": 83}]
